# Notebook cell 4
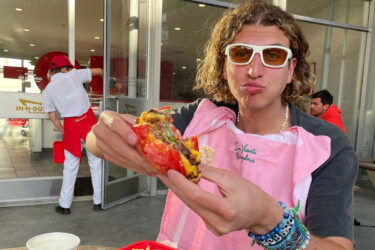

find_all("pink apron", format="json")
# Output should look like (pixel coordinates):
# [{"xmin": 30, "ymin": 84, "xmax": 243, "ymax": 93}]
[{"xmin": 157, "ymin": 99, "xmax": 331, "ymax": 250}]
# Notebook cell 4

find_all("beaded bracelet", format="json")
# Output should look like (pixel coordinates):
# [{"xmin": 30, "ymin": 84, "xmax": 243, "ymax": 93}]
[{"xmin": 246, "ymin": 201, "xmax": 310, "ymax": 250}]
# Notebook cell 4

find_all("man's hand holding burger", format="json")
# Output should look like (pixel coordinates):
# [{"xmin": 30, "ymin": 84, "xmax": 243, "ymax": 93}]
[
  {"xmin": 87, "ymin": 106, "xmax": 203, "ymax": 181},
  {"xmin": 87, "ymin": 110, "xmax": 156, "ymax": 176}
]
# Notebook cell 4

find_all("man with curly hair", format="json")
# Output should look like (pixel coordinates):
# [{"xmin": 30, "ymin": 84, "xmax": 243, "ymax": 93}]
[{"xmin": 91, "ymin": 1, "xmax": 356, "ymax": 249}]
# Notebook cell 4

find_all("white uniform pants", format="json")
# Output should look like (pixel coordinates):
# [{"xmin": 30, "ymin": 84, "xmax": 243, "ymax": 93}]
[{"xmin": 59, "ymin": 140, "xmax": 102, "ymax": 208}]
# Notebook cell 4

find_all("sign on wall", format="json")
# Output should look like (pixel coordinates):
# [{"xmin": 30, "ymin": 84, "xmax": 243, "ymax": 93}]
[
  {"xmin": 0, "ymin": 92, "xmax": 48, "ymax": 119},
  {"xmin": 3, "ymin": 66, "xmax": 28, "ymax": 80}
]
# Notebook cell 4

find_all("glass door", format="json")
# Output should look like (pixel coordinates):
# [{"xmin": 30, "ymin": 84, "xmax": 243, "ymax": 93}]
[{"xmin": 101, "ymin": 0, "xmax": 163, "ymax": 209}]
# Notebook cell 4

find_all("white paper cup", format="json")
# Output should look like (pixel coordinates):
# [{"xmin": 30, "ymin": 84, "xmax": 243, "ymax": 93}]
[{"xmin": 26, "ymin": 232, "xmax": 80, "ymax": 250}]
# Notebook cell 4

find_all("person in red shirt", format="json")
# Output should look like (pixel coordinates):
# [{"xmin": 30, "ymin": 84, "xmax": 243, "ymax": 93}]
[{"xmin": 310, "ymin": 89, "xmax": 346, "ymax": 133}]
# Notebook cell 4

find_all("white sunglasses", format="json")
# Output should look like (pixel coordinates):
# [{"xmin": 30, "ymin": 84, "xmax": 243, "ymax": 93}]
[{"xmin": 225, "ymin": 43, "xmax": 293, "ymax": 68}]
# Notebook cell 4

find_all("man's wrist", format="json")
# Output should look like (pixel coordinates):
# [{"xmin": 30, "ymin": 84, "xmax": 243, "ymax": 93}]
[
  {"xmin": 246, "ymin": 201, "xmax": 311, "ymax": 249},
  {"xmin": 247, "ymin": 200, "xmax": 284, "ymax": 235}
]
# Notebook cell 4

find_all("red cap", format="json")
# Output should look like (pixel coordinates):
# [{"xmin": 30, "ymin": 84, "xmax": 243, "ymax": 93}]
[{"xmin": 50, "ymin": 55, "xmax": 75, "ymax": 69}]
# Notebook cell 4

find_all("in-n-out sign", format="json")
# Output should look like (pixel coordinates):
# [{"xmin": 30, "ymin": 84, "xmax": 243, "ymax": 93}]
[
  {"xmin": 0, "ymin": 92, "xmax": 48, "ymax": 119},
  {"xmin": 16, "ymin": 99, "xmax": 44, "ymax": 115}
]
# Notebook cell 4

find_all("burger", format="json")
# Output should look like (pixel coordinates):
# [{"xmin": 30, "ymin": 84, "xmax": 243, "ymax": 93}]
[{"xmin": 132, "ymin": 106, "xmax": 202, "ymax": 182}]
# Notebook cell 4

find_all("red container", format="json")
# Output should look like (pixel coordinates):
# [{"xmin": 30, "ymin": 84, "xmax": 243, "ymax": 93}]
[
  {"xmin": 8, "ymin": 118, "xmax": 27, "ymax": 126},
  {"xmin": 118, "ymin": 240, "xmax": 176, "ymax": 250},
  {"xmin": 53, "ymin": 141, "xmax": 65, "ymax": 164}
]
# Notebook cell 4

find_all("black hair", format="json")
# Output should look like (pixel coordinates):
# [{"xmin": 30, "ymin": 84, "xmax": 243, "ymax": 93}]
[
  {"xmin": 310, "ymin": 89, "xmax": 333, "ymax": 105},
  {"xmin": 51, "ymin": 65, "xmax": 73, "ymax": 74}
]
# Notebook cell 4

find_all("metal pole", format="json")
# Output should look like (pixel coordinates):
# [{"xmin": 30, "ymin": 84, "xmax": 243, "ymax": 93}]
[
  {"xmin": 128, "ymin": 0, "xmax": 139, "ymax": 98},
  {"xmin": 337, "ymin": 0, "xmax": 350, "ymax": 108},
  {"xmin": 147, "ymin": 0, "xmax": 163, "ymax": 196},
  {"xmin": 321, "ymin": 0, "xmax": 335, "ymax": 89},
  {"xmin": 356, "ymin": 0, "xmax": 375, "ymax": 157},
  {"xmin": 101, "ymin": 0, "xmax": 111, "ymax": 208},
  {"xmin": 103, "ymin": 0, "xmax": 111, "ymax": 110},
  {"xmin": 68, "ymin": 0, "xmax": 75, "ymax": 64}
]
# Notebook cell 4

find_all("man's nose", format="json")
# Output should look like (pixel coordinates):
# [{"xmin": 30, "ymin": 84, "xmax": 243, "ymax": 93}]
[{"xmin": 247, "ymin": 53, "xmax": 264, "ymax": 78}]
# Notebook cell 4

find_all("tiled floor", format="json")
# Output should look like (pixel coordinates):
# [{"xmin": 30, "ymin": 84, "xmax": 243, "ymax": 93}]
[
  {"xmin": 0, "ymin": 119, "xmax": 60, "ymax": 179},
  {"xmin": 0, "ymin": 119, "xmax": 127, "ymax": 180}
]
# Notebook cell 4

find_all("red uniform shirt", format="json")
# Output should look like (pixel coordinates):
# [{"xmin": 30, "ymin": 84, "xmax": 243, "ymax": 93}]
[{"xmin": 321, "ymin": 104, "xmax": 346, "ymax": 133}]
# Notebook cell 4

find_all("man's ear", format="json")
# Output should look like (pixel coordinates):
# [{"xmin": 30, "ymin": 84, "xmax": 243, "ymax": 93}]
[
  {"xmin": 287, "ymin": 58, "xmax": 297, "ymax": 84},
  {"xmin": 223, "ymin": 60, "xmax": 228, "ymax": 80},
  {"xmin": 323, "ymin": 104, "xmax": 330, "ymax": 112}
]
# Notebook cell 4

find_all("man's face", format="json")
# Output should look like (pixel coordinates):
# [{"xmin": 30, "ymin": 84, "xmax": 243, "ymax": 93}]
[
  {"xmin": 223, "ymin": 24, "xmax": 296, "ymax": 112},
  {"xmin": 310, "ymin": 97, "xmax": 329, "ymax": 117}
]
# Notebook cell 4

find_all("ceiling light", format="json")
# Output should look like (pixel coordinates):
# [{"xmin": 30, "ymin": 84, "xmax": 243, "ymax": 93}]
[
  {"xmin": 196, "ymin": 58, "xmax": 201, "ymax": 62},
  {"xmin": 29, "ymin": 44, "xmax": 35, "ymax": 47},
  {"xmin": 182, "ymin": 66, "xmax": 187, "ymax": 69},
  {"xmin": 24, "ymin": 28, "xmax": 30, "ymax": 32},
  {"xmin": 174, "ymin": 27, "xmax": 181, "ymax": 31},
  {"xmin": 4, "ymin": 49, "xmax": 8, "ymax": 52},
  {"xmin": 15, "ymin": 8, "xmax": 23, "ymax": 11},
  {"xmin": 173, "ymin": 72, "xmax": 176, "ymax": 75},
  {"xmin": 90, "ymin": 49, "xmax": 96, "ymax": 52},
  {"xmin": 34, "ymin": 57, "xmax": 39, "ymax": 59},
  {"xmin": 100, "ymin": 18, "xmax": 104, "ymax": 22},
  {"xmin": 199, "ymin": 4, "xmax": 206, "ymax": 7},
  {"xmin": 94, "ymin": 36, "xmax": 100, "ymax": 39}
]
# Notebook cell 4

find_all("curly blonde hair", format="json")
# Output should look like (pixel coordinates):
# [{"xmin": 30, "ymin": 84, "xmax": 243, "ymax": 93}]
[{"xmin": 195, "ymin": 0, "xmax": 314, "ymax": 111}]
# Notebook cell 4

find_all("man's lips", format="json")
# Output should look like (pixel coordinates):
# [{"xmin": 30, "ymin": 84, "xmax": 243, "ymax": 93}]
[{"xmin": 240, "ymin": 83, "xmax": 264, "ymax": 94}]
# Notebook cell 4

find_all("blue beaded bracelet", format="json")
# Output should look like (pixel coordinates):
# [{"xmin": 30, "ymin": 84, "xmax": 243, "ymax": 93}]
[
  {"xmin": 246, "ymin": 201, "xmax": 310, "ymax": 249},
  {"xmin": 247, "ymin": 201, "xmax": 290, "ymax": 246}
]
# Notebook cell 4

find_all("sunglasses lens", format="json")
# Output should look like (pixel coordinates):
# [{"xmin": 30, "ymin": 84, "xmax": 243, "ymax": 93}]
[
  {"xmin": 229, "ymin": 46, "xmax": 253, "ymax": 64},
  {"xmin": 263, "ymin": 48, "xmax": 288, "ymax": 66}
]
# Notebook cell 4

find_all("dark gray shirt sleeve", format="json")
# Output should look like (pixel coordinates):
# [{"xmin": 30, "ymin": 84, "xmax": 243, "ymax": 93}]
[
  {"xmin": 172, "ymin": 99, "xmax": 202, "ymax": 135},
  {"xmin": 291, "ymin": 105, "xmax": 358, "ymax": 241}
]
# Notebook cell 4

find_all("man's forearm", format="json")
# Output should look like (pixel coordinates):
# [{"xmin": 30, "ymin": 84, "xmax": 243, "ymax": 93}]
[
  {"xmin": 52, "ymin": 119, "xmax": 64, "ymax": 135},
  {"xmin": 90, "ymin": 68, "xmax": 103, "ymax": 77},
  {"xmin": 48, "ymin": 112, "xmax": 64, "ymax": 135},
  {"xmin": 306, "ymin": 235, "xmax": 353, "ymax": 250}
]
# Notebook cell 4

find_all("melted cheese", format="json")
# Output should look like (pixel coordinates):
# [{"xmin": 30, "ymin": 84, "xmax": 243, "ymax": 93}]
[
  {"xmin": 184, "ymin": 141, "xmax": 201, "ymax": 162},
  {"xmin": 190, "ymin": 149, "xmax": 201, "ymax": 162},
  {"xmin": 139, "ymin": 111, "xmax": 148, "ymax": 124},
  {"xmin": 139, "ymin": 111, "xmax": 165, "ymax": 124},
  {"xmin": 184, "ymin": 140, "xmax": 192, "ymax": 148},
  {"xmin": 179, "ymin": 152, "xmax": 198, "ymax": 177}
]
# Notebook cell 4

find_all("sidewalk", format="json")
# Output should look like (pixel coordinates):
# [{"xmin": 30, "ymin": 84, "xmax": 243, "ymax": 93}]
[{"xmin": 0, "ymin": 185, "xmax": 374, "ymax": 249}]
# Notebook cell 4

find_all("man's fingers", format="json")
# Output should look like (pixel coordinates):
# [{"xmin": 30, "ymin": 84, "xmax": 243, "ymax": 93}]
[
  {"xmin": 94, "ymin": 111, "xmax": 157, "ymax": 175},
  {"xmin": 99, "ymin": 111, "xmax": 136, "ymax": 127},
  {"xmin": 94, "ymin": 122, "xmax": 145, "ymax": 165},
  {"xmin": 98, "ymin": 111, "xmax": 138, "ymax": 145},
  {"xmin": 99, "ymin": 110, "xmax": 116, "ymax": 128},
  {"xmin": 199, "ymin": 164, "xmax": 234, "ymax": 197},
  {"xmin": 103, "ymin": 150, "xmax": 154, "ymax": 176},
  {"xmin": 199, "ymin": 164, "xmax": 226, "ymax": 179},
  {"xmin": 122, "ymin": 114, "xmax": 137, "ymax": 125},
  {"xmin": 163, "ymin": 170, "xmax": 235, "ymax": 235},
  {"xmin": 167, "ymin": 170, "xmax": 231, "ymax": 215}
]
